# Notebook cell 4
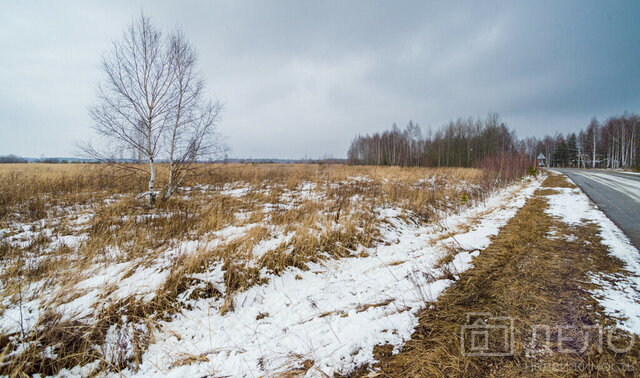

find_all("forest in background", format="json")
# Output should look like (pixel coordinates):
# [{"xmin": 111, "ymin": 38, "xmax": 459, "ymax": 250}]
[
  {"xmin": 347, "ymin": 112, "xmax": 640, "ymax": 170},
  {"xmin": 538, "ymin": 113, "xmax": 639, "ymax": 169}
]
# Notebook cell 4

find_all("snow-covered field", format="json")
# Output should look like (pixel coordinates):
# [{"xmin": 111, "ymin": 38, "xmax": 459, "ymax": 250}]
[
  {"xmin": 125, "ymin": 177, "xmax": 541, "ymax": 377},
  {"xmin": 0, "ymin": 164, "xmax": 538, "ymax": 376},
  {"xmin": 545, "ymin": 171, "xmax": 640, "ymax": 335}
]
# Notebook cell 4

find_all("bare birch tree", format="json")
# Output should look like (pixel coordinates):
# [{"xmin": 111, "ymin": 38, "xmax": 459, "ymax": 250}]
[
  {"xmin": 163, "ymin": 30, "xmax": 222, "ymax": 200},
  {"xmin": 588, "ymin": 117, "xmax": 598, "ymax": 168},
  {"xmin": 82, "ymin": 12, "xmax": 223, "ymax": 204}
]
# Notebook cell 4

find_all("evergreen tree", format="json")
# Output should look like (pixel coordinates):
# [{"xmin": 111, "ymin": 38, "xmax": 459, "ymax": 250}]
[{"xmin": 553, "ymin": 140, "xmax": 568, "ymax": 167}]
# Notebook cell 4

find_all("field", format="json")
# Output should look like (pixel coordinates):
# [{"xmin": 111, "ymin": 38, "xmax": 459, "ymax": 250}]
[{"xmin": 0, "ymin": 163, "xmax": 535, "ymax": 376}]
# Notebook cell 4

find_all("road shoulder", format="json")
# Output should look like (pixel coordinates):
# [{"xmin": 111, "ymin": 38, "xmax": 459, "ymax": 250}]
[{"xmin": 556, "ymin": 168, "xmax": 640, "ymax": 249}]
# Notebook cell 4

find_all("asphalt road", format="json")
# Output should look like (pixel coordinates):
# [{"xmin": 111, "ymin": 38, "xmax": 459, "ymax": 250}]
[{"xmin": 555, "ymin": 168, "xmax": 640, "ymax": 250}]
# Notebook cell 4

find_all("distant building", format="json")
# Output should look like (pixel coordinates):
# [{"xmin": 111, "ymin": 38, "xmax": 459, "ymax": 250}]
[{"xmin": 537, "ymin": 153, "xmax": 546, "ymax": 168}]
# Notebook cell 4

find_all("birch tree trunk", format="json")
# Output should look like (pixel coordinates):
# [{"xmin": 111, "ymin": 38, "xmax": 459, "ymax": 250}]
[
  {"xmin": 593, "ymin": 128, "xmax": 596, "ymax": 168},
  {"xmin": 149, "ymin": 157, "xmax": 156, "ymax": 204}
]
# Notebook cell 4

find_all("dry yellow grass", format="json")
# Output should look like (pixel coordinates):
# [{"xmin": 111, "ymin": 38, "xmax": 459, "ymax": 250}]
[{"xmin": 0, "ymin": 163, "xmax": 502, "ymax": 376}]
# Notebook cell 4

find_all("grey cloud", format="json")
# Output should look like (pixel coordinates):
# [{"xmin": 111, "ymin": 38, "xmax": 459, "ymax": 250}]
[{"xmin": 1, "ymin": 1, "xmax": 639, "ymax": 158}]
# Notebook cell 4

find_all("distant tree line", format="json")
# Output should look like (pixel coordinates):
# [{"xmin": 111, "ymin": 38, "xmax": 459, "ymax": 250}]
[
  {"xmin": 347, "ymin": 112, "xmax": 640, "ymax": 171},
  {"xmin": 0, "ymin": 155, "xmax": 28, "ymax": 163},
  {"xmin": 533, "ymin": 113, "xmax": 639, "ymax": 169},
  {"xmin": 0, "ymin": 155, "xmax": 88, "ymax": 164},
  {"xmin": 347, "ymin": 113, "xmax": 526, "ymax": 167}
]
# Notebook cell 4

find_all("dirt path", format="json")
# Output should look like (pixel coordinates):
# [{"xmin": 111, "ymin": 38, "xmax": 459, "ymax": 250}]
[{"xmin": 364, "ymin": 173, "xmax": 640, "ymax": 377}]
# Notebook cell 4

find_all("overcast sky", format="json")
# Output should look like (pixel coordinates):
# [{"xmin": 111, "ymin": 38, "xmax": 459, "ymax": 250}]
[{"xmin": 1, "ymin": 1, "xmax": 639, "ymax": 159}]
